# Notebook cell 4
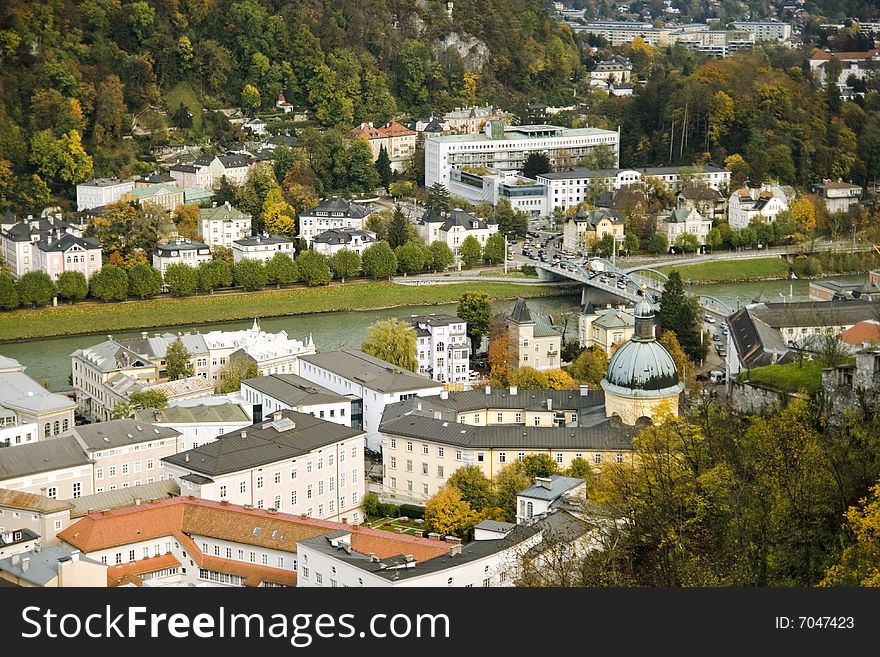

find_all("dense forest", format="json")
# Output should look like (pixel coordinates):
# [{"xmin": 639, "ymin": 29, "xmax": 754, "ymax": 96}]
[{"xmin": 0, "ymin": 0, "xmax": 879, "ymax": 216}]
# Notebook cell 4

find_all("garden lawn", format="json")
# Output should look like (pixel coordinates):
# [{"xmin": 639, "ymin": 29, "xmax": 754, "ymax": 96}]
[
  {"xmin": 0, "ymin": 280, "xmax": 571, "ymax": 341},
  {"xmin": 165, "ymin": 82, "xmax": 203, "ymax": 131},
  {"xmin": 740, "ymin": 358, "xmax": 853, "ymax": 395},
  {"xmin": 660, "ymin": 257, "xmax": 789, "ymax": 283}
]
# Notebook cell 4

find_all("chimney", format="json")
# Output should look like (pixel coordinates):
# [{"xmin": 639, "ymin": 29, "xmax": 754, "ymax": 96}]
[
  {"xmin": 135, "ymin": 498, "xmax": 142, "ymax": 505},
  {"xmin": 449, "ymin": 544, "xmax": 462, "ymax": 556},
  {"xmin": 341, "ymin": 517, "xmax": 347, "ymax": 524},
  {"xmin": 427, "ymin": 532, "xmax": 441, "ymax": 540},
  {"xmin": 546, "ymin": 398, "xmax": 552, "ymax": 411},
  {"xmin": 536, "ymin": 476, "xmax": 553, "ymax": 490},
  {"xmin": 509, "ymin": 386, "xmax": 518, "ymax": 395},
  {"xmin": 440, "ymin": 390, "xmax": 448, "ymax": 400},
  {"xmin": 142, "ymin": 331, "xmax": 148, "ymax": 339},
  {"xmin": 485, "ymin": 385, "xmax": 491, "ymax": 394},
  {"xmin": 184, "ymin": 454, "xmax": 190, "ymax": 462},
  {"xmin": 70, "ymin": 551, "xmax": 80, "ymax": 562},
  {"xmin": 241, "ymin": 431, "xmax": 247, "ymax": 439},
  {"xmin": 445, "ymin": 536, "xmax": 462, "ymax": 545},
  {"xmin": 21, "ymin": 557, "xmax": 30, "ymax": 572}
]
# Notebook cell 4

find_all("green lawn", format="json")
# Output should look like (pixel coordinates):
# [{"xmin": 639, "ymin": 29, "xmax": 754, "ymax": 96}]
[
  {"xmin": 370, "ymin": 517, "xmax": 425, "ymax": 536},
  {"xmin": 165, "ymin": 82, "xmax": 203, "ymax": 131},
  {"xmin": 740, "ymin": 359, "xmax": 838, "ymax": 395},
  {"xmin": 0, "ymin": 280, "xmax": 570, "ymax": 342},
  {"xmin": 660, "ymin": 257, "xmax": 790, "ymax": 283}
]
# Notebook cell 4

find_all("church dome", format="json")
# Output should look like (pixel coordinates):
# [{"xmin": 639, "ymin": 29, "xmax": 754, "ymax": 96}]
[{"xmin": 600, "ymin": 300, "xmax": 683, "ymax": 398}]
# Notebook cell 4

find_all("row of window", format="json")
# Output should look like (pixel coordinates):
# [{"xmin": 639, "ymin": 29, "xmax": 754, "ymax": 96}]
[
  {"xmin": 95, "ymin": 460, "xmax": 154, "ymax": 480},
  {"xmin": 386, "ymin": 447, "xmax": 625, "ymax": 467},
  {"xmin": 217, "ymin": 468, "xmax": 358, "ymax": 497},
  {"xmin": 43, "ymin": 419, "xmax": 70, "ymax": 437}
]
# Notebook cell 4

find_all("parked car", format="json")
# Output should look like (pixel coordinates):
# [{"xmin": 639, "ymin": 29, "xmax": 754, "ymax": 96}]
[
  {"xmin": 712, "ymin": 334, "xmax": 720, "ymax": 342},
  {"xmin": 705, "ymin": 315, "xmax": 715, "ymax": 323}
]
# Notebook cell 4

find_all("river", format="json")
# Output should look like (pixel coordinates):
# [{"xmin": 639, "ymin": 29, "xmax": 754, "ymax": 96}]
[{"xmin": 0, "ymin": 275, "xmax": 865, "ymax": 392}]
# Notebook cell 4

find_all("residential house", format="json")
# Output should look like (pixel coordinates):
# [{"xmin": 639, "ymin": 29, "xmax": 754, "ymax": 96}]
[
  {"xmin": 0, "ymin": 527, "xmax": 41, "ymax": 560},
  {"xmin": 0, "ymin": 488, "xmax": 75, "ymax": 547},
  {"xmin": 298, "ymin": 197, "xmax": 374, "ymax": 246},
  {"xmin": 169, "ymin": 162, "xmax": 214, "ymax": 191},
  {"xmin": 658, "ymin": 206, "xmax": 712, "ymax": 246},
  {"xmin": 416, "ymin": 208, "xmax": 498, "ymax": 259},
  {"xmin": 727, "ymin": 185, "xmax": 792, "ymax": 229},
  {"xmin": 726, "ymin": 299, "xmax": 878, "ymax": 379},
  {"xmin": 152, "ymin": 238, "xmax": 212, "ymax": 274},
  {"xmin": 503, "ymin": 298, "xmax": 563, "ymax": 372},
  {"xmin": 193, "ymin": 154, "xmax": 256, "ymax": 187},
  {"xmin": 810, "ymin": 181, "xmax": 863, "ymax": 213},
  {"xmin": 578, "ymin": 303, "xmax": 635, "ymax": 355},
  {"xmin": 122, "ymin": 182, "xmax": 185, "ymax": 213},
  {"xmin": 0, "ymin": 436, "xmax": 94, "ymax": 499},
  {"xmin": 198, "ymin": 202, "xmax": 252, "ymax": 248},
  {"xmin": 76, "ymin": 178, "xmax": 135, "ymax": 211},
  {"xmin": 677, "ymin": 185, "xmax": 727, "ymax": 222},
  {"xmin": 232, "ymin": 234, "xmax": 294, "ymax": 263},
  {"xmin": 351, "ymin": 121, "xmax": 417, "ymax": 171},
  {"xmin": 840, "ymin": 321, "xmax": 880, "ymax": 350},
  {"xmin": 1, "ymin": 215, "xmax": 84, "ymax": 277},
  {"xmin": 30, "ymin": 232, "xmax": 102, "ymax": 281},
  {"xmin": 407, "ymin": 116, "xmax": 451, "ymax": 146},
  {"xmin": 0, "ymin": 546, "xmax": 106, "ymax": 587},
  {"xmin": 0, "ymin": 422, "xmax": 38, "ymax": 447},
  {"xmin": 562, "ymin": 206, "xmax": 624, "ymax": 253},
  {"xmin": 312, "ymin": 229, "xmax": 377, "ymax": 257},
  {"xmin": 244, "ymin": 118, "xmax": 267, "ymax": 136},
  {"xmin": 588, "ymin": 55, "xmax": 633, "ymax": 84},
  {"xmin": 0, "ymin": 361, "xmax": 76, "ymax": 441},
  {"xmin": 134, "ymin": 403, "xmax": 251, "ymax": 452},
  {"xmin": 516, "ymin": 475, "xmax": 586, "ymax": 523},
  {"xmin": 406, "ymin": 314, "xmax": 470, "ymax": 385},
  {"xmin": 240, "ymin": 374, "xmax": 353, "ymax": 427},
  {"xmin": 296, "ymin": 349, "xmax": 445, "ymax": 451},
  {"xmin": 442, "ymin": 106, "xmax": 508, "ymax": 134},
  {"xmin": 276, "ymin": 93, "xmax": 295, "ymax": 113},
  {"xmin": 161, "ymin": 410, "xmax": 366, "ymax": 523},
  {"xmin": 379, "ymin": 388, "xmax": 633, "ymax": 504}
]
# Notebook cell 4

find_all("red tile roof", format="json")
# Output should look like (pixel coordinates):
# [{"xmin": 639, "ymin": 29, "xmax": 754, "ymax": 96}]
[
  {"xmin": 107, "ymin": 553, "xmax": 181, "ymax": 587},
  {"xmin": 58, "ymin": 497, "xmax": 452, "ymax": 586},
  {"xmin": 810, "ymin": 48, "xmax": 879, "ymax": 61},
  {"xmin": 841, "ymin": 320, "xmax": 880, "ymax": 347}
]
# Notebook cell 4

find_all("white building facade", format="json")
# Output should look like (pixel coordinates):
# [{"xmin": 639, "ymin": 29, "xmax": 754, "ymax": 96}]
[
  {"xmin": 406, "ymin": 314, "xmax": 470, "ymax": 385},
  {"xmin": 76, "ymin": 178, "xmax": 135, "ymax": 211}
]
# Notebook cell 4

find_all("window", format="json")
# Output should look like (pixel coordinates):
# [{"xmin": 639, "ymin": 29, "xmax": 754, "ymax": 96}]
[
  {"xmin": 594, "ymin": 453, "xmax": 603, "ymax": 464},
  {"xmin": 352, "ymin": 470, "xmax": 358, "ymax": 484},
  {"xmin": 277, "ymin": 556, "xmax": 284, "ymax": 568},
  {"xmin": 499, "ymin": 452, "xmax": 506, "ymax": 463},
  {"xmin": 527, "ymin": 501, "xmax": 534, "ymax": 518},
  {"xmin": 406, "ymin": 441, "xmax": 413, "ymax": 452},
  {"xmin": 214, "ymin": 545, "xmax": 220, "ymax": 556},
  {"xmin": 290, "ymin": 468, "xmax": 298, "ymax": 480},
  {"xmin": 101, "ymin": 556, "xmax": 107, "ymax": 565},
  {"xmin": 256, "ymin": 476, "xmax": 264, "ymax": 490},
  {"xmin": 72, "ymin": 482, "xmax": 82, "ymax": 498},
  {"xmin": 54, "ymin": 520, "xmax": 62, "ymax": 531},
  {"xmin": 340, "ymin": 473, "xmax": 346, "ymax": 488},
  {"xmin": 422, "ymin": 443, "xmax": 429, "ymax": 454},
  {"xmin": 249, "ymin": 552, "xmax": 256, "ymax": 563},
  {"xmin": 274, "ymin": 494, "xmax": 281, "ymax": 510},
  {"xmin": 306, "ymin": 461, "xmax": 313, "ymax": 474},
  {"xmin": 518, "ymin": 452, "xmax": 525, "ymax": 461},
  {"xmin": 133, "ymin": 461, "xmax": 141, "ymax": 473},
  {"xmin": 422, "ymin": 483, "xmax": 429, "ymax": 495},
  {"xmin": 437, "ymin": 465, "xmax": 444, "ymax": 478},
  {"xmin": 96, "ymin": 468, "xmax": 103, "ymax": 481},
  {"xmin": 389, "ymin": 457, "xmax": 397, "ymax": 469},
  {"xmin": 483, "ymin": 578, "xmax": 491, "ymax": 587},
  {"xmin": 497, "ymin": 413, "xmax": 503, "ymax": 423},
  {"xmin": 556, "ymin": 453, "xmax": 564, "ymax": 464},
  {"xmin": 317, "ymin": 457, "xmax": 323, "ymax": 470},
  {"xmin": 616, "ymin": 453, "xmax": 624, "ymax": 464},
  {"xmin": 202, "ymin": 543, "xmax": 208, "ymax": 553},
  {"xmin": 455, "ymin": 450, "xmax": 462, "ymax": 461},
  {"xmin": 46, "ymin": 487, "xmax": 57, "ymax": 499},
  {"xmin": 328, "ymin": 454, "xmax": 334, "ymax": 466},
  {"xmin": 318, "ymin": 504, "xmax": 324, "ymax": 516},
  {"xmin": 219, "ymin": 485, "xmax": 227, "ymax": 498},
  {"xmin": 109, "ymin": 466, "xmax": 116, "ymax": 477},
  {"xmin": 274, "ymin": 472, "xmax": 281, "ymax": 485},
  {"xmin": 438, "ymin": 447, "xmax": 444, "ymax": 458},
  {"xmin": 351, "ymin": 446, "xmax": 357, "ymax": 459},
  {"xmin": 226, "ymin": 547, "xmax": 232, "ymax": 559},
  {"xmin": 422, "ymin": 462, "xmax": 428, "ymax": 475},
  {"xmin": 315, "ymin": 572, "xmax": 323, "ymax": 585},
  {"xmin": 291, "ymin": 490, "xmax": 298, "ymax": 506},
  {"xmin": 262, "ymin": 554, "xmax": 268, "ymax": 565},
  {"xmin": 514, "ymin": 413, "xmax": 522, "ymax": 423},
  {"xmin": 389, "ymin": 477, "xmax": 396, "ymax": 489},
  {"xmin": 389, "ymin": 438, "xmax": 396, "ymax": 449},
  {"xmin": 329, "ymin": 476, "xmax": 335, "ymax": 492},
  {"xmin": 240, "ymin": 481, "xmax": 247, "ymax": 494},
  {"xmin": 121, "ymin": 463, "xmax": 129, "ymax": 475},
  {"xmin": 406, "ymin": 459, "xmax": 413, "ymax": 472},
  {"xmin": 318, "ymin": 480, "xmax": 324, "ymax": 495},
  {"xmin": 301, "ymin": 567, "xmax": 309, "ymax": 579},
  {"xmin": 147, "ymin": 458, "xmax": 154, "ymax": 470},
  {"xmin": 473, "ymin": 414, "xmax": 480, "ymax": 424},
  {"xmin": 307, "ymin": 484, "xmax": 313, "ymax": 499},
  {"xmin": 115, "ymin": 553, "xmax": 122, "ymax": 565},
  {"xmin": 407, "ymin": 480, "xmax": 413, "ymax": 492}
]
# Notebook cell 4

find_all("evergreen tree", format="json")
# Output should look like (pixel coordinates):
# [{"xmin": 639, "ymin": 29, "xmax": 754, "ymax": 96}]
[
  {"xmin": 522, "ymin": 152, "xmax": 551, "ymax": 179},
  {"xmin": 387, "ymin": 204, "xmax": 410, "ymax": 249},
  {"xmin": 376, "ymin": 145, "xmax": 392, "ymax": 192},
  {"xmin": 457, "ymin": 291, "xmax": 491, "ymax": 356},
  {"xmin": 164, "ymin": 338, "xmax": 194, "ymax": 381},
  {"xmin": 425, "ymin": 182, "xmax": 451, "ymax": 215},
  {"xmin": 658, "ymin": 270, "xmax": 705, "ymax": 362}
]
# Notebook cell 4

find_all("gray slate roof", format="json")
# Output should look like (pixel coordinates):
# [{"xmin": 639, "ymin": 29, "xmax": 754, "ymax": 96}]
[
  {"xmin": 67, "ymin": 419, "xmax": 180, "ymax": 451},
  {"xmin": 508, "ymin": 297, "xmax": 533, "ymax": 323},
  {"xmin": 0, "ymin": 372, "xmax": 76, "ymax": 414},
  {"xmin": 518, "ymin": 474, "xmax": 585, "ymax": 501},
  {"xmin": 379, "ymin": 413, "xmax": 634, "ymax": 450},
  {"xmin": 0, "ymin": 436, "xmax": 91, "ymax": 481},
  {"xmin": 70, "ymin": 340, "xmax": 154, "ymax": 373},
  {"xmin": 234, "ymin": 234, "xmax": 292, "ymax": 247},
  {"xmin": 384, "ymin": 387, "xmax": 604, "ymax": 418},
  {"xmin": 0, "ymin": 546, "xmax": 102, "ymax": 585},
  {"xmin": 440, "ymin": 209, "xmax": 490, "ymax": 232},
  {"xmin": 312, "ymin": 229, "xmax": 375, "ymax": 245},
  {"xmin": 134, "ymin": 403, "xmax": 250, "ymax": 425},
  {"xmin": 68, "ymin": 480, "xmax": 180, "ymax": 518},
  {"xmin": 155, "ymin": 239, "xmax": 211, "ymax": 254},
  {"xmin": 301, "ymin": 197, "xmax": 372, "ymax": 219},
  {"xmin": 474, "ymin": 519, "xmax": 516, "ymax": 533},
  {"xmin": 750, "ymin": 300, "xmax": 877, "ymax": 328},
  {"xmin": 299, "ymin": 349, "xmax": 441, "ymax": 394},
  {"xmin": 161, "ymin": 410, "xmax": 363, "ymax": 476},
  {"xmin": 35, "ymin": 233, "xmax": 100, "ymax": 253},
  {"xmin": 242, "ymin": 374, "xmax": 350, "ymax": 407}
]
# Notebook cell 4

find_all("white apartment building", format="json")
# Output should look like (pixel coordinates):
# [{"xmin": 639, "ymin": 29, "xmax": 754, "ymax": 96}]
[
  {"xmin": 240, "ymin": 374, "xmax": 353, "ymax": 427},
  {"xmin": 312, "ymin": 229, "xmax": 377, "ymax": 257},
  {"xmin": 76, "ymin": 178, "xmax": 135, "ymax": 211},
  {"xmin": 809, "ymin": 49, "xmax": 880, "ymax": 88},
  {"xmin": 161, "ymin": 410, "xmax": 366, "ymax": 523},
  {"xmin": 0, "ymin": 422, "xmax": 38, "ymax": 447},
  {"xmin": 0, "ymin": 362, "xmax": 76, "ymax": 441},
  {"xmin": 658, "ymin": 207, "xmax": 712, "ymax": 246},
  {"xmin": 537, "ymin": 165, "xmax": 730, "ymax": 213},
  {"xmin": 0, "ymin": 436, "xmax": 95, "ymax": 499},
  {"xmin": 152, "ymin": 238, "xmax": 213, "ymax": 274},
  {"xmin": 134, "ymin": 403, "xmax": 251, "ymax": 453},
  {"xmin": 810, "ymin": 181, "xmax": 863, "ymax": 214},
  {"xmin": 406, "ymin": 314, "xmax": 470, "ymax": 385},
  {"xmin": 426, "ymin": 123, "xmax": 620, "ymax": 189},
  {"xmin": 731, "ymin": 21, "xmax": 792, "ymax": 42},
  {"xmin": 297, "ymin": 349, "xmax": 444, "ymax": 451},
  {"xmin": 71, "ymin": 322, "xmax": 315, "ymax": 421},
  {"xmin": 415, "ymin": 208, "xmax": 499, "ymax": 258},
  {"xmin": 169, "ymin": 162, "xmax": 214, "ymax": 190},
  {"xmin": 232, "ymin": 234, "xmax": 294, "ymax": 263},
  {"xmin": 298, "ymin": 197, "xmax": 374, "ymax": 246},
  {"xmin": 727, "ymin": 185, "xmax": 792, "ymax": 228},
  {"xmin": 65, "ymin": 420, "xmax": 181, "ymax": 492},
  {"xmin": 1, "ymin": 216, "xmax": 86, "ymax": 277},
  {"xmin": 192, "ymin": 154, "xmax": 256, "ymax": 187},
  {"xmin": 447, "ymin": 168, "xmax": 549, "ymax": 217},
  {"xmin": 198, "ymin": 202, "xmax": 252, "ymax": 248},
  {"xmin": 570, "ymin": 20, "xmax": 709, "ymax": 46}
]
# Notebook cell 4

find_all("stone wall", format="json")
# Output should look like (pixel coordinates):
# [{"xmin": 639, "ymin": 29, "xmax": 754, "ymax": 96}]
[{"xmin": 728, "ymin": 379, "xmax": 805, "ymax": 415}]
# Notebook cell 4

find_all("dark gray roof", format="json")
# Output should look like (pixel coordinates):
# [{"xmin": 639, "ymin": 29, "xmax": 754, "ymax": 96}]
[
  {"xmin": 728, "ymin": 306, "xmax": 792, "ymax": 369},
  {"xmin": 750, "ymin": 300, "xmax": 877, "ymax": 328},
  {"xmin": 170, "ymin": 164, "xmax": 201, "ymax": 173},
  {"xmin": 141, "ymin": 172, "xmax": 174, "ymax": 184},
  {"xmin": 68, "ymin": 480, "xmax": 180, "ymax": 518},
  {"xmin": 181, "ymin": 473, "xmax": 214, "ymax": 485},
  {"xmin": 0, "ymin": 436, "xmax": 91, "ymax": 481},
  {"xmin": 474, "ymin": 519, "xmax": 515, "ymax": 533},
  {"xmin": 508, "ymin": 297, "xmax": 533, "ymax": 323},
  {"xmin": 678, "ymin": 185, "xmax": 723, "ymax": 201},
  {"xmin": 384, "ymin": 387, "xmax": 604, "ymax": 418},
  {"xmin": 406, "ymin": 314, "xmax": 464, "ymax": 328},
  {"xmin": 0, "ymin": 546, "xmax": 103, "ymax": 586},
  {"xmin": 134, "ymin": 403, "xmax": 250, "ymax": 425},
  {"xmin": 419, "ymin": 211, "xmax": 447, "ymax": 224},
  {"xmin": 161, "ymin": 410, "xmax": 363, "ymax": 476},
  {"xmin": 218, "ymin": 155, "xmax": 254, "ymax": 168},
  {"xmin": 155, "ymin": 239, "xmax": 210, "ymax": 253},
  {"xmin": 242, "ymin": 374, "xmax": 350, "ymax": 407},
  {"xmin": 0, "ymin": 371, "xmax": 76, "ymax": 414},
  {"xmin": 312, "ymin": 229, "xmax": 375, "ymax": 245},
  {"xmin": 266, "ymin": 134, "xmax": 298, "ymax": 147},
  {"xmin": 301, "ymin": 197, "xmax": 372, "ymax": 219},
  {"xmin": 67, "ymin": 420, "xmax": 180, "ymax": 451},
  {"xmin": 3, "ymin": 218, "xmax": 75, "ymax": 243},
  {"xmin": 568, "ymin": 207, "xmax": 624, "ymax": 226},
  {"xmin": 0, "ymin": 528, "xmax": 40, "ymax": 547},
  {"xmin": 35, "ymin": 233, "xmax": 100, "ymax": 253},
  {"xmin": 234, "ymin": 234, "xmax": 292, "ymax": 247},
  {"xmin": 299, "ymin": 350, "xmax": 441, "ymax": 394},
  {"xmin": 379, "ymin": 413, "xmax": 634, "ymax": 450},
  {"xmin": 518, "ymin": 474, "xmax": 584, "ymax": 500},
  {"xmin": 440, "ymin": 209, "xmax": 489, "ymax": 232}
]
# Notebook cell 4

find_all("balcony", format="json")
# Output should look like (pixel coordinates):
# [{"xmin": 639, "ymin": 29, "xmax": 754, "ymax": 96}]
[{"xmin": 547, "ymin": 349, "xmax": 559, "ymax": 356}]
